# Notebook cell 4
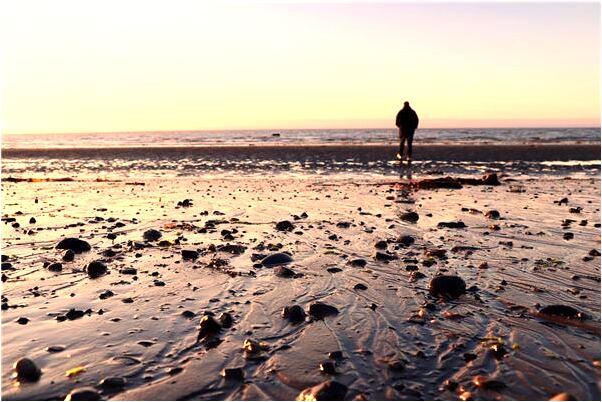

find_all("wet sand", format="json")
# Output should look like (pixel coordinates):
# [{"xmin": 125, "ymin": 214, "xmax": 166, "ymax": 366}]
[{"xmin": 1, "ymin": 171, "xmax": 600, "ymax": 400}]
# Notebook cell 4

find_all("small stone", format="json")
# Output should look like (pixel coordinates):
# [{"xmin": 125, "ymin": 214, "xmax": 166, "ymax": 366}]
[
  {"xmin": 181, "ymin": 250, "xmax": 199, "ymax": 260},
  {"xmin": 64, "ymin": 387, "xmax": 101, "ymax": 401},
  {"xmin": 563, "ymin": 232, "xmax": 574, "ymax": 240},
  {"xmin": 181, "ymin": 310, "xmax": 195, "ymax": 318},
  {"xmin": 375, "ymin": 251, "xmax": 397, "ymax": 262},
  {"xmin": 296, "ymin": 380, "xmax": 348, "ymax": 401},
  {"xmin": 143, "ymin": 229, "xmax": 162, "ymax": 242},
  {"xmin": 221, "ymin": 367, "xmax": 244, "ymax": 381},
  {"xmin": 398, "ymin": 235, "xmax": 415, "ymax": 247},
  {"xmin": 538, "ymin": 305, "xmax": 586, "ymax": 320},
  {"xmin": 98, "ymin": 376, "xmax": 126, "ymax": 389},
  {"xmin": 319, "ymin": 361, "xmax": 337, "ymax": 374},
  {"xmin": 353, "ymin": 283, "xmax": 367, "ymax": 291},
  {"xmin": 374, "ymin": 240, "xmax": 388, "ymax": 249},
  {"xmin": 484, "ymin": 210, "xmax": 500, "ymax": 219},
  {"xmin": 348, "ymin": 259, "xmax": 367, "ymax": 268},
  {"xmin": 400, "ymin": 212, "xmax": 419, "ymax": 223},
  {"xmin": 274, "ymin": 266, "xmax": 296, "ymax": 278},
  {"xmin": 197, "ymin": 315, "xmax": 222, "ymax": 342},
  {"xmin": 62, "ymin": 249, "xmax": 75, "ymax": 262},
  {"xmin": 99, "ymin": 290, "xmax": 114, "ymax": 300},
  {"xmin": 86, "ymin": 260, "xmax": 107, "ymax": 278},
  {"xmin": 65, "ymin": 309, "xmax": 85, "ymax": 320},
  {"xmin": 429, "ymin": 275, "xmax": 466, "ymax": 299},
  {"xmin": 437, "ymin": 221, "xmax": 467, "ymax": 229},
  {"xmin": 328, "ymin": 351, "xmax": 343, "ymax": 359},
  {"xmin": 47, "ymin": 262, "xmax": 63, "ymax": 272},
  {"xmin": 326, "ymin": 267, "xmax": 342, "ymax": 273},
  {"xmin": 29, "ymin": 217, "xmax": 36, "ymax": 224},
  {"xmin": 308, "ymin": 302, "xmax": 339, "ymax": 320},
  {"xmin": 13, "ymin": 358, "xmax": 41, "ymax": 382},
  {"xmin": 46, "ymin": 345, "xmax": 66, "ymax": 353},
  {"xmin": 56, "ymin": 238, "xmax": 91, "ymax": 253},
  {"xmin": 16, "ymin": 317, "xmax": 29, "ymax": 325},
  {"xmin": 549, "ymin": 392, "xmax": 577, "ymax": 401},
  {"xmin": 589, "ymin": 249, "xmax": 601, "ymax": 256},
  {"xmin": 276, "ymin": 220, "xmax": 295, "ymax": 231},
  {"xmin": 282, "ymin": 305, "xmax": 305, "ymax": 323},
  {"xmin": 261, "ymin": 252, "xmax": 293, "ymax": 266},
  {"xmin": 218, "ymin": 312, "xmax": 233, "ymax": 328}
]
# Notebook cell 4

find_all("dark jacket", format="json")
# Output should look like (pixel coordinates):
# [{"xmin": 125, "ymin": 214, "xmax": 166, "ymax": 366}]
[{"xmin": 395, "ymin": 106, "xmax": 419, "ymax": 132}]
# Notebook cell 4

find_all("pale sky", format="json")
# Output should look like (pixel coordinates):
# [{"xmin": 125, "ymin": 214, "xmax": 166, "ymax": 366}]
[{"xmin": 1, "ymin": 1, "xmax": 600, "ymax": 134}]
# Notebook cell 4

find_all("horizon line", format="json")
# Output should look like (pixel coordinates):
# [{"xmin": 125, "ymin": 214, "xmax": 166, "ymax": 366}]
[{"xmin": 3, "ymin": 125, "xmax": 601, "ymax": 136}]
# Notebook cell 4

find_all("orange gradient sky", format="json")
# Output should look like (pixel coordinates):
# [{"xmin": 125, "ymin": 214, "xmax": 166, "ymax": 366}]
[{"xmin": 1, "ymin": 1, "xmax": 600, "ymax": 134}]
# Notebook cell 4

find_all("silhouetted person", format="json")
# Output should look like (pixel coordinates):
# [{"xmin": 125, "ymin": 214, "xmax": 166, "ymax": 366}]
[{"xmin": 395, "ymin": 101, "xmax": 419, "ymax": 162}]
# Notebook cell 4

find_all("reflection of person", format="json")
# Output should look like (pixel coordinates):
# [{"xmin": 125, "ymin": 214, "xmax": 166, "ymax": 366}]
[{"xmin": 395, "ymin": 101, "xmax": 419, "ymax": 162}]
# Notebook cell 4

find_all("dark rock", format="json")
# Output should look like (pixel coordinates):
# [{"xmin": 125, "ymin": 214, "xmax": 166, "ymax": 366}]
[
  {"xmin": 429, "ymin": 275, "xmax": 466, "ymax": 299},
  {"xmin": 64, "ymin": 387, "xmax": 101, "ymax": 401},
  {"xmin": 47, "ymin": 262, "xmax": 63, "ymax": 272},
  {"xmin": 398, "ymin": 235, "xmax": 415, "ymax": 247},
  {"xmin": 374, "ymin": 240, "xmax": 388, "ymax": 249},
  {"xmin": 353, "ymin": 283, "xmax": 368, "ymax": 291},
  {"xmin": 86, "ymin": 260, "xmax": 107, "ymax": 278},
  {"xmin": 181, "ymin": 250, "xmax": 199, "ymax": 260},
  {"xmin": 99, "ymin": 290, "xmax": 114, "ymax": 300},
  {"xmin": 320, "ymin": 361, "xmax": 337, "ymax": 374},
  {"xmin": 197, "ymin": 315, "xmax": 222, "ymax": 342},
  {"xmin": 13, "ymin": 358, "xmax": 41, "ymax": 382},
  {"xmin": 336, "ymin": 221, "xmax": 351, "ymax": 228},
  {"xmin": 218, "ymin": 312, "xmax": 233, "ymax": 328},
  {"xmin": 375, "ymin": 251, "xmax": 398, "ymax": 262},
  {"xmin": 106, "ymin": 233, "xmax": 117, "ymax": 240},
  {"xmin": 221, "ymin": 367, "xmax": 244, "ymax": 381},
  {"xmin": 400, "ymin": 212, "xmax": 419, "ymax": 223},
  {"xmin": 181, "ymin": 310, "xmax": 195, "ymax": 318},
  {"xmin": 45, "ymin": 345, "xmax": 65, "ymax": 353},
  {"xmin": 153, "ymin": 280, "xmax": 165, "ymax": 286},
  {"xmin": 328, "ymin": 351, "xmax": 343, "ymax": 359},
  {"xmin": 261, "ymin": 252, "xmax": 293, "ymax": 266},
  {"xmin": 275, "ymin": 266, "xmax": 296, "ymax": 278},
  {"xmin": 538, "ymin": 305, "xmax": 586, "ymax": 320},
  {"xmin": 16, "ymin": 317, "xmax": 29, "ymax": 325},
  {"xmin": 56, "ymin": 238, "xmax": 91, "ymax": 253},
  {"xmin": 549, "ymin": 392, "xmax": 577, "ymax": 401},
  {"xmin": 308, "ymin": 302, "xmax": 339, "ymax": 320},
  {"xmin": 485, "ymin": 210, "xmax": 500, "ymax": 219},
  {"xmin": 409, "ymin": 271, "xmax": 427, "ymax": 282},
  {"xmin": 217, "ymin": 244, "xmax": 246, "ymax": 254},
  {"xmin": 297, "ymin": 380, "xmax": 348, "ymax": 401},
  {"xmin": 326, "ymin": 267, "xmax": 342, "ymax": 273},
  {"xmin": 98, "ymin": 376, "xmax": 126, "ymax": 389},
  {"xmin": 276, "ymin": 220, "xmax": 295, "ymax": 232},
  {"xmin": 589, "ymin": 249, "xmax": 601, "ymax": 256},
  {"xmin": 437, "ymin": 221, "xmax": 467, "ymax": 229},
  {"xmin": 348, "ymin": 259, "xmax": 367, "ymax": 268},
  {"xmin": 62, "ymin": 249, "xmax": 75, "ymax": 262},
  {"xmin": 119, "ymin": 268, "xmax": 137, "ymax": 275},
  {"xmin": 282, "ymin": 305, "xmax": 305, "ymax": 323},
  {"xmin": 29, "ymin": 217, "xmax": 36, "ymax": 224},
  {"xmin": 563, "ymin": 232, "xmax": 574, "ymax": 240},
  {"xmin": 65, "ymin": 309, "xmax": 85, "ymax": 320}
]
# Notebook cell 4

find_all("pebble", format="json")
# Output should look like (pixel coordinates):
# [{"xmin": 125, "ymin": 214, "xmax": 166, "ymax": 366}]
[
  {"xmin": 549, "ymin": 392, "xmax": 577, "ymax": 401},
  {"xmin": 319, "ymin": 361, "xmax": 337, "ymax": 374},
  {"xmin": 143, "ymin": 229, "xmax": 162, "ymax": 242},
  {"xmin": 308, "ymin": 302, "xmax": 339, "ymax": 320},
  {"xmin": 297, "ymin": 380, "xmax": 348, "ymax": 401},
  {"xmin": 181, "ymin": 249, "xmax": 199, "ymax": 260},
  {"xmin": 98, "ymin": 376, "xmax": 127, "ymax": 389},
  {"xmin": 348, "ymin": 259, "xmax": 367, "ymax": 267},
  {"xmin": 274, "ymin": 266, "xmax": 296, "ymax": 278},
  {"xmin": 398, "ymin": 235, "xmax": 415, "ymax": 247},
  {"xmin": 589, "ymin": 249, "xmax": 601, "ymax": 256},
  {"xmin": 400, "ymin": 212, "xmax": 419, "ymax": 223},
  {"xmin": 62, "ymin": 249, "xmax": 75, "ymax": 262},
  {"xmin": 47, "ymin": 262, "xmax": 63, "ymax": 272},
  {"xmin": 46, "ymin": 345, "xmax": 66, "ymax": 353},
  {"xmin": 429, "ymin": 275, "xmax": 466, "ymax": 299},
  {"xmin": 16, "ymin": 317, "xmax": 29, "ymax": 325},
  {"xmin": 261, "ymin": 252, "xmax": 293, "ymax": 266},
  {"xmin": 484, "ymin": 210, "xmax": 500, "ymax": 219},
  {"xmin": 64, "ymin": 387, "xmax": 101, "ymax": 401},
  {"xmin": 282, "ymin": 305, "xmax": 305, "ymax": 323},
  {"xmin": 29, "ymin": 217, "xmax": 36, "ymax": 224},
  {"xmin": 86, "ymin": 260, "xmax": 107, "ymax": 278},
  {"xmin": 221, "ymin": 367, "xmax": 244, "ymax": 381},
  {"xmin": 197, "ymin": 315, "xmax": 222, "ymax": 342},
  {"xmin": 13, "ymin": 358, "xmax": 41, "ymax": 382},
  {"xmin": 374, "ymin": 240, "xmax": 388, "ymax": 249},
  {"xmin": 353, "ymin": 283, "xmax": 368, "ymax": 291},
  {"xmin": 56, "ymin": 238, "xmax": 91, "ymax": 253},
  {"xmin": 563, "ymin": 232, "xmax": 574, "ymax": 240},
  {"xmin": 99, "ymin": 290, "xmax": 114, "ymax": 300},
  {"xmin": 437, "ymin": 221, "xmax": 467, "ymax": 229},
  {"xmin": 218, "ymin": 312, "xmax": 233, "ymax": 328},
  {"xmin": 539, "ymin": 305, "xmax": 586, "ymax": 320},
  {"xmin": 375, "ymin": 251, "xmax": 398, "ymax": 262},
  {"xmin": 181, "ymin": 310, "xmax": 195, "ymax": 318},
  {"xmin": 276, "ymin": 220, "xmax": 295, "ymax": 231}
]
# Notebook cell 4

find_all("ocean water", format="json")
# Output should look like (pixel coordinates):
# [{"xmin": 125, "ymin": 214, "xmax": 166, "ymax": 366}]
[{"xmin": 1, "ymin": 127, "xmax": 600, "ymax": 149}]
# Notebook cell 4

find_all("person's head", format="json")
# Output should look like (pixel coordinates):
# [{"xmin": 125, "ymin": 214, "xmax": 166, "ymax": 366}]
[{"xmin": 403, "ymin": 101, "xmax": 410, "ymax": 107}]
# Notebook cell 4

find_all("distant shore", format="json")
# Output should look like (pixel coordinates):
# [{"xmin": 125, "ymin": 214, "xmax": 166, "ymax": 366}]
[{"xmin": 2, "ymin": 143, "xmax": 600, "ymax": 162}]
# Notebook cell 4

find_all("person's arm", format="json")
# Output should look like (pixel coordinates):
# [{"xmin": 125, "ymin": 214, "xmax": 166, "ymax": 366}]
[{"xmin": 395, "ymin": 111, "xmax": 402, "ymax": 128}]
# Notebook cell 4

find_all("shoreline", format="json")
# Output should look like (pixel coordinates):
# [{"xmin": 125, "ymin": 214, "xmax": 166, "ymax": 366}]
[{"xmin": 2, "ymin": 143, "xmax": 601, "ymax": 162}]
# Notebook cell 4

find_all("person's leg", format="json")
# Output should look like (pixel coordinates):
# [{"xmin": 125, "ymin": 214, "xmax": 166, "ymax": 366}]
[
  {"xmin": 407, "ymin": 132, "xmax": 414, "ymax": 160},
  {"xmin": 397, "ymin": 128, "xmax": 405, "ymax": 159}
]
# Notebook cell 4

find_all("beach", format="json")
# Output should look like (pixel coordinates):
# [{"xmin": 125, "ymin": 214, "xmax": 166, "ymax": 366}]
[{"xmin": 1, "ymin": 142, "xmax": 600, "ymax": 400}]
